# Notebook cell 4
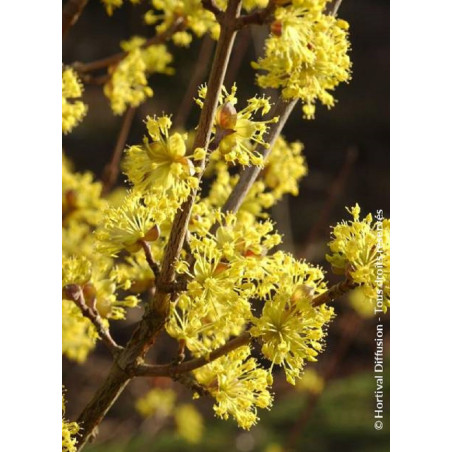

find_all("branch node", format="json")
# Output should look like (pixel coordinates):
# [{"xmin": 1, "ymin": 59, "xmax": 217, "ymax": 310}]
[{"xmin": 63, "ymin": 284, "xmax": 122, "ymax": 355}]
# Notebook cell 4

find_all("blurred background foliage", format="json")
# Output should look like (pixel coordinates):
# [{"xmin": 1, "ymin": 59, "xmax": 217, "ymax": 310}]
[{"xmin": 63, "ymin": 0, "xmax": 389, "ymax": 450}]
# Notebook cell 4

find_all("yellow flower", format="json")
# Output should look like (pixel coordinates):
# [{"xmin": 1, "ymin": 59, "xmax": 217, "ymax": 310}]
[
  {"xmin": 104, "ymin": 49, "xmax": 153, "ymax": 115},
  {"xmin": 194, "ymin": 347, "xmax": 273, "ymax": 429},
  {"xmin": 62, "ymin": 298, "xmax": 97, "ymax": 363},
  {"xmin": 123, "ymin": 115, "xmax": 198, "ymax": 203},
  {"xmin": 326, "ymin": 205, "xmax": 390, "ymax": 313},
  {"xmin": 253, "ymin": 5, "xmax": 352, "ymax": 119},
  {"xmin": 295, "ymin": 368, "xmax": 325, "ymax": 394},
  {"xmin": 62, "ymin": 68, "xmax": 87, "ymax": 134},
  {"xmin": 250, "ymin": 257, "xmax": 334, "ymax": 384},
  {"xmin": 135, "ymin": 388, "xmax": 177, "ymax": 418},
  {"xmin": 174, "ymin": 404, "xmax": 204, "ymax": 443},
  {"xmin": 206, "ymin": 162, "xmax": 276, "ymax": 222},
  {"xmin": 144, "ymin": 0, "xmax": 220, "ymax": 41},
  {"xmin": 104, "ymin": 40, "xmax": 173, "ymax": 114},
  {"xmin": 62, "ymin": 255, "xmax": 139, "ymax": 362},
  {"xmin": 263, "ymin": 136, "xmax": 308, "ymax": 199},
  {"xmin": 197, "ymin": 84, "xmax": 278, "ymax": 166},
  {"xmin": 62, "ymin": 156, "xmax": 106, "ymax": 227},
  {"xmin": 96, "ymin": 192, "xmax": 173, "ymax": 256},
  {"xmin": 62, "ymin": 393, "xmax": 79, "ymax": 452}
]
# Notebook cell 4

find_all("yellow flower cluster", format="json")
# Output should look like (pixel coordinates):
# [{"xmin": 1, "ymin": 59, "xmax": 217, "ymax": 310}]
[
  {"xmin": 205, "ymin": 134, "xmax": 307, "ymax": 223},
  {"xmin": 104, "ymin": 40, "xmax": 173, "ymax": 115},
  {"xmin": 263, "ymin": 136, "xmax": 307, "ymax": 199},
  {"xmin": 252, "ymin": 2, "xmax": 352, "ymax": 118},
  {"xmin": 95, "ymin": 192, "xmax": 175, "ymax": 256},
  {"xmin": 136, "ymin": 388, "xmax": 177, "ymax": 418},
  {"xmin": 295, "ymin": 368, "xmax": 325, "ymax": 394},
  {"xmin": 62, "ymin": 68, "xmax": 87, "ymax": 134},
  {"xmin": 326, "ymin": 204, "xmax": 390, "ymax": 313},
  {"xmin": 250, "ymin": 255, "xmax": 334, "ymax": 384},
  {"xmin": 194, "ymin": 347, "xmax": 272, "ymax": 429},
  {"xmin": 62, "ymin": 161, "xmax": 139, "ymax": 362},
  {"xmin": 145, "ymin": 0, "xmax": 220, "ymax": 41},
  {"xmin": 167, "ymin": 212, "xmax": 283, "ymax": 355},
  {"xmin": 123, "ymin": 115, "xmax": 199, "ymax": 203},
  {"xmin": 62, "ymin": 393, "xmax": 79, "ymax": 452},
  {"xmin": 63, "ymin": 158, "xmax": 106, "ymax": 227},
  {"xmin": 205, "ymin": 162, "xmax": 274, "ymax": 222},
  {"xmin": 174, "ymin": 404, "xmax": 204, "ymax": 444},
  {"xmin": 197, "ymin": 84, "xmax": 278, "ymax": 166},
  {"xmin": 136, "ymin": 389, "xmax": 204, "ymax": 444},
  {"xmin": 62, "ymin": 296, "xmax": 98, "ymax": 362},
  {"xmin": 110, "ymin": 252, "xmax": 157, "ymax": 293}
]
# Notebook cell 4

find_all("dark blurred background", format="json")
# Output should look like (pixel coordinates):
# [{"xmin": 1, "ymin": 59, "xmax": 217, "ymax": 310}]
[{"xmin": 63, "ymin": 1, "xmax": 389, "ymax": 450}]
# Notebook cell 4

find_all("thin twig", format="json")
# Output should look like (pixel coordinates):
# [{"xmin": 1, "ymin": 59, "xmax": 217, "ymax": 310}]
[
  {"xmin": 216, "ymin": 97, "xmax": 298, "ymax": 223},
  {"xmin": 173, "ymin": 35, "xmax": 216, "ymax": 129},
  {"xmin": 135, "ymin": 331, "xmax": 252, "ymax": 377},
  {"xmin": 285, "ymin": 312, "xmax": 361, "ymax": 451},
  {"xmin": 326, "ymin": 0, "xmax": 344, "ymax": 16},
  {"xmin": 73, "ymin": 17, "xmax": 185, "ymax": 74},
  {"xmin": 155, "ymin": 0, "xmax": 243, "ymax": 298},
  {"xmin": 311, "ymin": 278, "xmax": 356, "ymax": 307},
  {"xmin": 201, "ymin": 0, "xmax": 224, "ymax": 18},
  {"xmin": 63, "ymin": 284, "xmax": 122, "ymax": 355},
  {"xmin": 301, "ymin": 147, "xmax": 358, "ymax": 260},
  {"xmin": 140, "ymin": 240, "xmax": 161, "ymax": 279},
  {"xmin": 62, "ymin": 0, "xmax": 89, "ymax": 39},
  {"xmin": 235, "ymin": 1, "xmax": 276, "ymax": 29},
  {"xmin": 75, "ymin": 2, "xmax": 243, "ymax": 448},
  {"xmin": 102, "ymin": 106, "xmax": 137, "ymax": 195},
  {"xmin": 225, "ymin": 26, "xmax": 251, "ymax": 87}
]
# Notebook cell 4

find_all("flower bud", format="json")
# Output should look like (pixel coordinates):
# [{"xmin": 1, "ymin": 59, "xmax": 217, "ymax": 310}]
[
  {"xmin": 63, "ymin": 284, "xmax": 82, "ymax": 301},
  {"xmin": 216, "ymin": 102, "xmax": 237, "ymax": 130},
  {"xmin": 82, "ymin": 282, "xmax": 97, "ymax": 309},
  {"xmin": 65, "ymin": 189, "xmax": 78, "ymax": 209},
  {"xmin": 144, "ymin": 224, "xmax": 160, "ymax": 242},
  {"xmin": 271, "ymin": 20, "xmax": 283, "ymax": 37}
]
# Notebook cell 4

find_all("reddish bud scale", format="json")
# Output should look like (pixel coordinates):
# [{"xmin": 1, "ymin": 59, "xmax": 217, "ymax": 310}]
[
  {"xmin": 217, "ymin": 102, "xmax": 237, "ymax": 130},
  {"xmin": 271, "ymin": 21, "xmax": 283, "ymax": 37},
  {"xmin": 144, "ymin": 224, "xmax": 160, "ymax": 242},
  {"xmin": 83, "ymin": 283, "xmax": 97, "ymax": 309},
  {"xmin": 65, "ymin": 189, "xmax": 78, "ymax": 209},
  {"xmin": 213, "ymin": 262, "xmax": 230, "ymax": 276}
]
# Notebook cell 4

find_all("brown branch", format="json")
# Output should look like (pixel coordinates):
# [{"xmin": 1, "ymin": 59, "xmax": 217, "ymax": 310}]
[
  {"xmin": 301, "ymin": 147, "xmax": 358, "ymax": 260},
  {"xmin": 75, "ymin": 2, "xmax": 243, "ymax": 448},
  {"xmin": 201, "ymin": 0, "xmax": 223, "ymax": 18},
  {"xmin": 285, "ymin": 312, "xmax": 362, "ymax": 451},
  {"xmin": 235, "ymin": 1, "xmax": 276, "ymax": 29},
  {"xmin": 62, "ymin": 0, "xmax": 89, "ymax": 39},
  {"xmin": 326, "ymin": 0, "xmax": 344, "ymax": 16},
  {"xmin": 156, "ymin": 279, "xmax": 188, "ymax": 293},
  {"xmin": 102, "ymin": 106, "xmax": 137, "ymax": 195},
  {"xmin": 311, "ymin": 278, "xmax": 356, "ymax": 308},
  {"xmin": 135, "ymin": 331, "xmax": 252, "ymax": 377},
  {"xmin": 173, "ymin": 35, "xmax": 216, "ymax": 129},
  {"xmin": 73, "ymin": 17, "xmax": 185, "ymax": 74},
  {"xmin": 63, "ymin": 284, "xmax": 122, "ymax": 355},
  {"xmin": 225, "ymin": 26, "xmax": 251, "ymax": 87},
  {"xmin": 216, "ymin": 97, "xmax": 297, "ymax": 223},
  {"xmin": 140, "ymin": 240, "xmax": 161, "ymax": 279},
  {"xmin": 155, "ymin": 0, "xmax": 243, "ymax": 295}
]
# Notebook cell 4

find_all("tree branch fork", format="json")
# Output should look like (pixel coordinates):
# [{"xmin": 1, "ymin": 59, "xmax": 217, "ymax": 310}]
[{"xmin": 69, "ymin": 0, "xmax": 350, "ymax": 448}]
